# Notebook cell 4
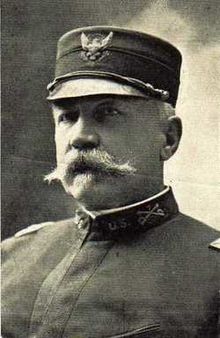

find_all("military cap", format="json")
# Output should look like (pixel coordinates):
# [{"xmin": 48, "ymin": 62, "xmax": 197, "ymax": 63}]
[{"xmin": 47, "ymin": 26, "xmax": 182, "ymax": 106}]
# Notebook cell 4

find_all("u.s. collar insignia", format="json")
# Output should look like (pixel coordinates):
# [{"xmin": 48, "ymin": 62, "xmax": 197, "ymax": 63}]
[{"xmin": 80, "ymin": 31, "xmax": 113, "ymax": 61}]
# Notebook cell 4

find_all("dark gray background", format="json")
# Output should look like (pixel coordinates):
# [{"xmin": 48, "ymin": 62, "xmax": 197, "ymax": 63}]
[{"xmin": 2, "ymin": 0, "xmax": 220, "ymax": 239}]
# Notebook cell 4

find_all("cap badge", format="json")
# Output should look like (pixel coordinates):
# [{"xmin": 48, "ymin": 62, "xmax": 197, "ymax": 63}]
[{"xmin": 81, "ymin": 31, "xmax": 113, "ymax": 61}]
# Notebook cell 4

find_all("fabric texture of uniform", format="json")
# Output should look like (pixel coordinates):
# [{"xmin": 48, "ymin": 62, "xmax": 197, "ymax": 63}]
[{"xmin": 2, "ymin": 188, "xmax": 219, "ymax": 338}]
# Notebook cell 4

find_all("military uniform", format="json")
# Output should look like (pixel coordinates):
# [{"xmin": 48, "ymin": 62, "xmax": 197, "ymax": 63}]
[
  {"xmin": 2, "ymin": 188, "xmax": 220, "ymax": 337},
  {"xmin": 2, "ymin": 27, "xmax": 220, "ymax": 337}
]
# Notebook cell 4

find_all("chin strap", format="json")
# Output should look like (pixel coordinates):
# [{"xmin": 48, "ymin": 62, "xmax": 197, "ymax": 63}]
[{"xmin": 47, "ymin": 71, "xmax": 170, "ymax": 103}]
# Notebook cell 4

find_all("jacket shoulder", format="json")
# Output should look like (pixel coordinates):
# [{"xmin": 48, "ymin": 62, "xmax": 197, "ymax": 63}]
[
  {"xmin": 1, "ymin": 221, "xmax": 56, "ymax": 257},
  {"xmin": 1, "ymin": 218, "xmax": 77, "ymax": 262},
  {"xmin": 172, "ymin": 213, "xmax": 220, "ymax": 251},
  {"xmin": 14, "ymin": 221, "xmax": 54, "ymax": 238},
  {"xmin": 209, "ymin": 238, "xmax": 220, "ymax": 251},
  {"xmin": 1, "ymin": 217, "xmax": 76, "ymax": 257}
]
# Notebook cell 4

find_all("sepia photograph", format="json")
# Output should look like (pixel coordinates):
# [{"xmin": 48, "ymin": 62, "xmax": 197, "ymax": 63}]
[{"xmin": 2, "ymin": 0, "xmax": 220, "ymax": 337}]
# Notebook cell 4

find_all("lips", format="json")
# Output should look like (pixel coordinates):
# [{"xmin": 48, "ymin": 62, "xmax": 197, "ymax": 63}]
[{"xmin": 69, "ymin": 161, "xmax": 101, "ymax": 176}]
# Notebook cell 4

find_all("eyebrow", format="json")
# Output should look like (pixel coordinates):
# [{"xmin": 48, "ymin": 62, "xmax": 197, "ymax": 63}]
[
  {"xmin": 94, "ymin": 98, "xmax": 115, "ymax": 106},
  {"xmin": 52, "ymin": 96, "xmax": 116, "ymax": 108},
  {"xmin": 50, "ymin": 96, "xmax": 123, "ymax": 120},
  {"xmin": 50, "ymin": 99, "xmax": 76, "ymax": 109}
]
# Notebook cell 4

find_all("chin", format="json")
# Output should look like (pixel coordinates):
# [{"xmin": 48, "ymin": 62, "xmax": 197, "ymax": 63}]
[
  {"xmin": 63, "ymin": 173, "xmax": 121, "ymax": 210},
  {"xmin": 63, "ymin": 173, "xmax": 94, "ymax": 195},
  {"xmin": 64, "ymin": 173, "xmax": 102, "ymax": 199}
]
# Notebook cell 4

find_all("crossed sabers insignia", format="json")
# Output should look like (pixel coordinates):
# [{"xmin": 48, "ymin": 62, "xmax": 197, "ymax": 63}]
[{"xmin": 137, "ymin": 203, "xmax": 165, "ymax": 226}]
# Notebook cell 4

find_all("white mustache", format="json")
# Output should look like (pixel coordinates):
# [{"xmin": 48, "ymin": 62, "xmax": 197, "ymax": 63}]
[{"xmin": 45, "ymin": 149, "xmax": 136, "ymax": 184}]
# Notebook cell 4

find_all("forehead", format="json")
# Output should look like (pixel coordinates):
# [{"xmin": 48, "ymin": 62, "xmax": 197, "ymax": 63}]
[{"xmin": 51, "ymin": 94, "xmax": 160, "ymax": 111}]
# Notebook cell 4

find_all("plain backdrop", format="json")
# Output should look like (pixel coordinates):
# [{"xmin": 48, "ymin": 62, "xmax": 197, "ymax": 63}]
[{"xmin": 2, "ymin": 0, "xmax": 220, "ymax": 239}]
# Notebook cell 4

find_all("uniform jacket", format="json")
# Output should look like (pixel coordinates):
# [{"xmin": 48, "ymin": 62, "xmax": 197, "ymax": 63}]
[{"xmin": 2, "ymin": 188, "xmax": 220, "ymax": 338}]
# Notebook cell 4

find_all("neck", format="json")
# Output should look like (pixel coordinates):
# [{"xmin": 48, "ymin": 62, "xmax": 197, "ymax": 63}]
[{"xmin": 76, "ymin": 180, "xmax": 165, "ymax": 212}]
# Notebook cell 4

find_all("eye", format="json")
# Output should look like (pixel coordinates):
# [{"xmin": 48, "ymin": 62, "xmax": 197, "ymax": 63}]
[
  {"xmin": 58, "ymin": 110, "xmax": 79, "ymax": 124},
  {"xmin": 94, "ymin": 105, "xmax": 121, "ymax": 122}
]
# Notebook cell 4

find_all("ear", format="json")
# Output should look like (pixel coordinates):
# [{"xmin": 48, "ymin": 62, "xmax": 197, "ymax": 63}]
[{"xmin": 160, "ymin": 116, "xmax": 182, "ymax": 161}]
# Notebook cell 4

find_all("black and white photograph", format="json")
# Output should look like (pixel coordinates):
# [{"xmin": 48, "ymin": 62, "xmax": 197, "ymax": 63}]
[{"xmin": 1, "ymin": 1, "xmax": 220, "ymax": 337}]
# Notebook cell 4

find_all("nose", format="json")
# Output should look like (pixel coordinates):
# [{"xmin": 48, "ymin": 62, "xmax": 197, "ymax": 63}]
[{"xmin": 70, "ymin": 119, "xmax": 100, "ymax": 151}]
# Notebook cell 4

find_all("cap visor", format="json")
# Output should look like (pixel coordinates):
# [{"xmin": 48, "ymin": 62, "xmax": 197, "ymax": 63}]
[{"xmin": 47, "ymin": 78, "xmax": 148, "ymax": 101}]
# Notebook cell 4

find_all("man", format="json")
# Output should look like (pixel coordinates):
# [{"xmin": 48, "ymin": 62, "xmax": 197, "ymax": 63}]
[{"xmin": 2, "ymin": 26, "xmax": 219, "ymax": 338}]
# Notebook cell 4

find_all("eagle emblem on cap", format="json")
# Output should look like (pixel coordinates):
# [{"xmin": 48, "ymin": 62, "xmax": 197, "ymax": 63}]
[{"xmin": 81, "ymin": 31, "xmax": 113, "ymax": 61}]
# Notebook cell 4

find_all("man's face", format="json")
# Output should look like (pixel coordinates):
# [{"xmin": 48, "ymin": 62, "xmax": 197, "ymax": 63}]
[{"xmin": 51, "ymin": 95, "xmax": 166, "ymax": 210}]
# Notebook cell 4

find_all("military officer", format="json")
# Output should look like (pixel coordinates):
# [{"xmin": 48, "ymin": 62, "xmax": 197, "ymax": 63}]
[{"xmin": 2, "ymin": 26, "xmax": 220, "ymax": 338}]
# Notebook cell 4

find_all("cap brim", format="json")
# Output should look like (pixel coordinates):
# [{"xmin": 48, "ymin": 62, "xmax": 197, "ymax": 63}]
[{"xmin": 47, "ymin": 78, "xmax": 148, "ymax": 101}]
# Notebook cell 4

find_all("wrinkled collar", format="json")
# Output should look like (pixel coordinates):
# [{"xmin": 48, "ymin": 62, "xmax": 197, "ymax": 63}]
[{"xmin": 74, "ymin": 187, "xmax": 179, "ymax": 241}]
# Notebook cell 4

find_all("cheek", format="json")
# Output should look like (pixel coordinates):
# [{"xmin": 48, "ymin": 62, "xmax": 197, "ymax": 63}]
[
  {"xmin": 144, "ymin": 131, "xmax": 164, "ymax": 155},
  {"xmin": 55, "ymin": 129, "xmax": 68, "ymax": 163},
  {"xmin": 128, "ymin": 129, "xmax": 163, "ymax": 164}
]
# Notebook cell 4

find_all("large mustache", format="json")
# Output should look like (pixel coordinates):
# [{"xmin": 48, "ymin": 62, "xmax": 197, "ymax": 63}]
[{"xmin": 45, "ymin": 149, "xmax": 136, "ymax": 183}]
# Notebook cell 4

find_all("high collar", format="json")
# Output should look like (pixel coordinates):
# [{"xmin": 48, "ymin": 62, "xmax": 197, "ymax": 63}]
[{"xmin": 74, "ymin": 187, "xmax": 179, "ymax": 241}]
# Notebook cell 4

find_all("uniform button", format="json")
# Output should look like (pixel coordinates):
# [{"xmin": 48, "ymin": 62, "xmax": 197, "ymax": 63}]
[
  {"xmin": 78, "ymin": 219, "xmax": 87, "ymax": 229},
  {"xmin": 78, "ymin": 216, "xmax": 91, "ymax": 230}
]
